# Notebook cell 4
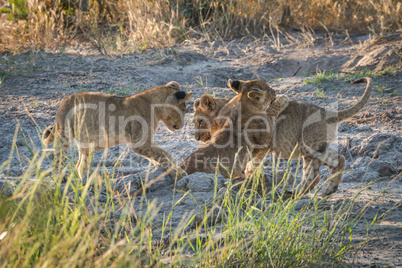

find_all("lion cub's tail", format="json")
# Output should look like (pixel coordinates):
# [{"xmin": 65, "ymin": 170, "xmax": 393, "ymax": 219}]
[
  {"xmin": 329, "ymin": 77, "xmax": 373, "ymax": 123},
  {"xmin": 42, "ymin": 125, "xmax": 55, "ymax": 146}
]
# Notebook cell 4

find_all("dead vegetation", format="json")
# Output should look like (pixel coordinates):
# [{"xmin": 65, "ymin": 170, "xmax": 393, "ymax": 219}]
[{"xmin": 0, "ymin": 0, "xmax": 401, "ymax": 53}]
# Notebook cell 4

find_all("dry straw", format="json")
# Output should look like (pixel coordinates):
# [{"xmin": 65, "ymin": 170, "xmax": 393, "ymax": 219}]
[{"xmin": 0, "ymin": 0, "xmax": 401, "ymax": 53}]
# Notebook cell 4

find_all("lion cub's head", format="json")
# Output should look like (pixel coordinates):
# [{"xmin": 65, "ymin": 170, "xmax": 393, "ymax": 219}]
[
  {"xmin": 193, "ymin": 79, "xmax": 277, "ymax": 142},
  {"xmin": 160, "ymin": 81, "xmax": 192, "ymax": 132},
  {"xmin": 193, "ymin": 96, "xmax": 229, "ymax": 142},
  {"xmin": 227, "ymin": 79, "xmax": 276, "ymax": 111}
]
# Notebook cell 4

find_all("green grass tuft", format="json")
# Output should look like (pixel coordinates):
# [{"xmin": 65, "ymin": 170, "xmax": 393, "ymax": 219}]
[
  {"xmin": 304, "ymin": 71, "xmax": 338, "ymax": 86},
  {"xmin": 315, "ymin": 88, "xmax": 326, "ymax": 98},
  {"xmin": 343, "ymin": 66, "xmax": 398, "ymax": 83}
]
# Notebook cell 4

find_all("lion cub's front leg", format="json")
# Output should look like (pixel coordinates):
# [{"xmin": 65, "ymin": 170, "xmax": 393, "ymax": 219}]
[
  {"xmin": 131, "ymin": 143, "xmax": 187, "ymax": 179},
  {"xmin": 244, "ymin": 94, "xmax": 289, "ymax": 179}
]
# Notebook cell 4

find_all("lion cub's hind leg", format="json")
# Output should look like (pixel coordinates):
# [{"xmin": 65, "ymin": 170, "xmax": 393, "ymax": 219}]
[
  {"xmin": 295, "ymin": 149, "xmax": 345, "ymax": 197},
  {"xmin": 296, "ymin": 157, "xmax": 321, "ymax": 195},
  {"xmin": 320, "ymin": 149, "xmax": 345, "ymax": 197}
]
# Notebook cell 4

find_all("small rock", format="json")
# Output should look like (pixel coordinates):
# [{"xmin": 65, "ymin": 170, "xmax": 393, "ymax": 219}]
[
  {"xmin": 15, "ymin": 140, "xmax": 24, "ymax": 146},
  {"xmin": 217, "ymin": 187, "xmax": 227, "ymax": 195},
  {"xmin": 216, "ymin": 187, "xmax": 227, "ymax": 202},
  {"xmin": 275, "ymin": 169, "xmax": 295, "ymax": 185},
  {"xmin": 193, "ymin": 210, "xmax": 223, "ymax": 226},
  {"xmin": 351, "ymin": 156, "xmax": 397, "ymax": 177},
  {"xmin": 338, "ymin": 122, "xmax": 351, "ymax": 132},
  {"xmin": 356, "ymin": 125, "xmax": 373, "ymax": 132},
  {"xmin": 342, "ymin": 168, "xmax": 380, "ymax": 182},
  {"xmin": 176, "ymin": 177, "xmax": 189, "ymax": 191},
  {"xmin": 187, "ymin": 173, "xmax": 214, "ymax": 192},
  {"xmin": 358, "ymin": 133, "xmax": 396, "ymax": 158},
  {"xmin": 368, "ymin": 159, "xmax": 397, "ymax": 177},
  {"xmin": 143, "ymin": 168, "xmax": 175, "ymax": 192},
  {"xmin": 179, "ymin": 172, "xmax": 227, "ymax": 193},
  {"xmin": 113, "ymin": 167, "xmax": 173, "ymax": 194},
  {"xmin": 294, "ymin": 199, "xmax": 310, "ymax": 211},
  {"xmin": 351, "ymin": 156, "xmax": 372, "ymax": 168}
]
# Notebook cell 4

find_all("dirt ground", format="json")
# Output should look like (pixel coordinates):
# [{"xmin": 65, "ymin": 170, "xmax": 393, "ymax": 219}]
[{"xmin": 0, "ymin": 32, "xmax": 401, "ymax": 266}]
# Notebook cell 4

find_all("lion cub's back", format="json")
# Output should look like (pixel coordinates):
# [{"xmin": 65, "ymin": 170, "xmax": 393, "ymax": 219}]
[
  {"xmin": 271, "ymin": 100, "xmax": 321, "ymax": 158},
  {"xmin": 57, "ymin": 92, "xmax": 124, "ymax": 116},
  {"xmin": 55, "ymin": 92, "xmax": 131, "ymax": 133}
]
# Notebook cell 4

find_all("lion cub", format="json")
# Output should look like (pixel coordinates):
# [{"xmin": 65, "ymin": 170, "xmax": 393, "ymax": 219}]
[
  {"xmin": 181, "ymin": 79, "xmax": 289, "ymax": 178},
  {"xmin": 42, "ymin": 81, "xmax": 192, "ymax": 179},
  {"xmin": 191, "ymin": 78, "xmax": 373, "ymax": 196}
]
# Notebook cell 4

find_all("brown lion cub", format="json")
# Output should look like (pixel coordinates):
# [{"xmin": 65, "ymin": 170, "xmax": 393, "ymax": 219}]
[
  {"xmin": 191, "ymin": 77, "xmax": 373, "ymax": 196},
  {"xmin": 181, "ymin": 79, "xmax": 289, "ymax": 178},
  {"xmin": 42, "ymin": 81, "xmax": 192, "ymax": 179},
  {"xmin": 193, "ymin": 96, "xmax": 230, "ymax": 142}
]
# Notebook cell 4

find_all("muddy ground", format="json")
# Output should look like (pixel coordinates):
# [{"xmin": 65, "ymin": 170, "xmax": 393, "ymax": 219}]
[{"xmin": 0, "ymin": 32, "xmax": 401, "ymax": 266}]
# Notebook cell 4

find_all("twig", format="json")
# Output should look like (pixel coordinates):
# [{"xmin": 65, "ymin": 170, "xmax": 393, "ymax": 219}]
[{"xmin": 292, "ymin": 66, "xmax": 302, "ymax": 77}]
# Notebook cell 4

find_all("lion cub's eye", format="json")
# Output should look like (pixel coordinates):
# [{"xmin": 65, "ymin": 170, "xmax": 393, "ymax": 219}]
[{"xmin": 197, "ymin": 120, "xmax": 203, "ymax": 127}]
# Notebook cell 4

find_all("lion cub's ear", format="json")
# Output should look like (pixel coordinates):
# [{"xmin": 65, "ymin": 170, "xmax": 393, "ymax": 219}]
[
  {"xmin": 200, "ymin": 95, "xmax": 216, "ymax": 112},
  {"xmin": 228, "ymin": 79, "xmax": 242, "ymax": 94},
  {"xmin": 182, "ymin": 91, "xmax": 192, "ymax": 103},
  {"xmin": 174, "ymin": 91, "xmax": 192, "ymax": 104},
  {"xmin": 247, "ymin": 88, "xmax": 264, "ymax": 103},
  {"xmin": 194, "ymin": 98, "xmax": 201, "ymax": 109},
  {"xmin": 167, "ymin": 91, "xmax": 192, "ymax": 105},
  {"xmin": 166, "ymin": 81, "xmax": 180, "ymax": 89}
]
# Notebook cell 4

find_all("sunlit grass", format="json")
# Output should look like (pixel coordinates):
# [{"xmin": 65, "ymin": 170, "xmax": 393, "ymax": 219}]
[
  {"xmin": 304, "ymin": 71, "xmax": 339, "ymax": 86},
  {"xmin": 0, "ymin": 125, "xmax": 396, "ymax": 266},
  {"xmin": 0, "ymin": 0, "xmax": 400, "ymax": 53},
  {"xmin": 303, "ymin": 67, "xmax": 400, "ymax": 91},
  {"xmin": 343, "ymin": 66, "xmax": 399, "ymax": 83}
]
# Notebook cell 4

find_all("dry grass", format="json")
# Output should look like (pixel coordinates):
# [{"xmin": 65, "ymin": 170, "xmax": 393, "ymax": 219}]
[
  {"xmin": 0, "ymin": 124, "xmax": 396, "ymax": 267},
  {"xmin": 0, "ymin": 0, "xmax": 401, "ymax": 53}
]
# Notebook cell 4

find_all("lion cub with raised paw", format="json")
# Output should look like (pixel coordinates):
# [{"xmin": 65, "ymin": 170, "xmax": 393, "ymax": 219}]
[
  {"xmin": 42, "ymin": 81, "xmax": 192, "ymax": 179},
  {"xmin": 181, "ymin": 79, "xmax": 289, "ymax": 178},
  {"xmin": 192, "ymin": 77, "xmax": 373, "ymax": 197}
]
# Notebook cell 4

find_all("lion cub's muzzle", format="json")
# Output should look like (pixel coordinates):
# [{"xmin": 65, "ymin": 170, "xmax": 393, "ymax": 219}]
[
  {"xmin": 195, "ymin": 131, "xmax": 211, "ymax": 142},
  {"xmin": 167, "ymin": 121, "xmax": 184, "ymax": 132}
]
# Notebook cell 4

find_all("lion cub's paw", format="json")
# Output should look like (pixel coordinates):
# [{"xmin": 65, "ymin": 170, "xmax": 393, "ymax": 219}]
[
  {"xmin": 244, "ymin": 159, "xmax": 264, "ymax": 179},
  {"xmin": 244, "ymin": 161, "xmax": 255, "ymax": 179},
  {"xmin": 268, "ymin": 94, "xmax": 289, "ymax": 115},
  {"xmin": 322, "ymin": 184, "xmax": 339, "ymax": 197}
]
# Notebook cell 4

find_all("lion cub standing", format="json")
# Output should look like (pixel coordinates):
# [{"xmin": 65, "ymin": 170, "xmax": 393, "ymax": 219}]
[
  {"xmin": 43, "ymin": 81, "xmax": 192, "ymax": 179},
  {"xmin": 191, "ymin": 78, "xmax": 373, "ymax": 196},
  {"xmin": 181, "ymin": 79, "xmax": 289, "ymax": 178}
]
